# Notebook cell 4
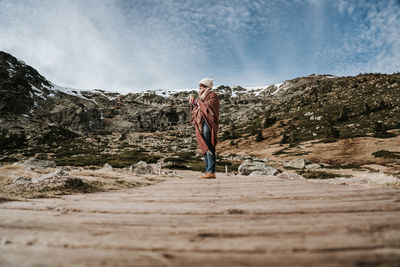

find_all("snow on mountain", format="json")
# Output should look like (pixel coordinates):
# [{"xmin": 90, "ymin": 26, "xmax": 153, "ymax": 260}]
[{"xmin": 43, "ymin": 82, "xmax": 287, "ymax": 100}]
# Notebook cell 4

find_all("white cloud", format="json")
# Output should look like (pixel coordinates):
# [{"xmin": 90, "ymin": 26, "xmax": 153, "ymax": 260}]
[
  {"xmin": 0, "ymin": 0, "xmax": 210, "ymax": 92},
  {"xmin": 0, "ymin": 0, "xmax": 277, "ymax": 92},
  {"xmin": 0, "ymin": 1, "xmax": 128, "ymax": 91},
  {"xmin": 0, "ymin": 0, "xmax": 398, "ymax": 93},
  {"xmin": 318, "ymin": 1, "xmax": 400, "ymax": 76}
]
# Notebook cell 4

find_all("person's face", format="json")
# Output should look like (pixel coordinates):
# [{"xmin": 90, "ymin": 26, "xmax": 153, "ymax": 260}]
[{"xmin": 199, "ymin": 84, "xmax": 206, "ymax": 90}]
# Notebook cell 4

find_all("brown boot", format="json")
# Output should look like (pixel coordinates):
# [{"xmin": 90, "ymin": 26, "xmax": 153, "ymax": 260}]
[{"xmin": 198, "ymin": 172, "xmax": 216, "ymax": 179}]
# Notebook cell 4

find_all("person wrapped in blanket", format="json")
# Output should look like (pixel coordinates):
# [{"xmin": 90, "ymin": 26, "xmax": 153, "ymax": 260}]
[{"xmin": 189, "ymin": 78, "xmax": 220, "ymax": 179}]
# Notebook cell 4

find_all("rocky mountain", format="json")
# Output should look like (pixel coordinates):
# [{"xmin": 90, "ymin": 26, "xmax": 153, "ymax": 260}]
[
  {"xmin": 1, "ymin": 51, "xmax": 399, "ymax": 171},
  {"xmin": 221, "ymin": 72, "xmax": 400, "ymax": 143}
]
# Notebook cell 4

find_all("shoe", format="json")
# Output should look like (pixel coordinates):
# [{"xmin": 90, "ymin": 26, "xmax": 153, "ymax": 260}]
[{"xmin": 198, "ymin": 172, "xmax": 216, "ymax": 179}]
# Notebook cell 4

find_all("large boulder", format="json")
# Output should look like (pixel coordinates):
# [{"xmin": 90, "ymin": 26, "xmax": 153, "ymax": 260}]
[
  {"xmin": 10, "ymin": 169, "xmax": 84, "ymax": 189},
  {"xmin": 131, "ymin": 161, "xmax": 154, "ymax": 175},
  {"xmin": 283, "ymin": 158, "xmax": 310, "ymax": 169},
  {"xmin": 238, "ymin": 161, "xmax": 266, "ymax": 175},
  {"xmin": 238, "ymin": 162, "xmax": 279, "ymax": 176},
  {"xmin": 249, "ymin": 166, "xmax": 280, "ymax": 176}
]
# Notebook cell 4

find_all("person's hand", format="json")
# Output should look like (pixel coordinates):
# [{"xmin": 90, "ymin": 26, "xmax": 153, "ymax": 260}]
[{"xmin": 189, "ymin": 94, "xmax": 195, "ymax": 104}]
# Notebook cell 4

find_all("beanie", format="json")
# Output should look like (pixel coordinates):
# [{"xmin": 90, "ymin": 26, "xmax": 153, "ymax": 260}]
[{"xmin": 198, "ymin": 78, "xmax": 213, "ymax": 89}]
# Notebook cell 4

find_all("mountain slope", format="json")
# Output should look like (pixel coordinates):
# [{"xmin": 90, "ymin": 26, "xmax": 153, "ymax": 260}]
[{"xmin": 0, "ymin": 51, "xmax": 399, "ymax": 172}]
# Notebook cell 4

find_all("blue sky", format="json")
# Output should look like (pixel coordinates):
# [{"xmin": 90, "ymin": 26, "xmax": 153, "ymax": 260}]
[{"xmin": 0, "ymin": 0, "xmax": 399, "ymax": 93}]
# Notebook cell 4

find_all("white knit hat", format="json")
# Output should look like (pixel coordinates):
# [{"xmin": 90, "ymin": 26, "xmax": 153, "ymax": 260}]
[{"xmin": 198, "ymin": 78, "xmax": 213, "ymax": 88}]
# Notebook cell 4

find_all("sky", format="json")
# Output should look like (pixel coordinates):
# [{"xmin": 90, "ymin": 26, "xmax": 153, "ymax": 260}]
[{"xmin": 0, "ymin": 0, "xmax": 399, "ymax": 93}]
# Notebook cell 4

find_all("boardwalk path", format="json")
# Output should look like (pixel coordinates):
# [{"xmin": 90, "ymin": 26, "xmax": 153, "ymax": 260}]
[{"xmin": 1, "ymin": 171, "xmax": 400, "ymax": 266}]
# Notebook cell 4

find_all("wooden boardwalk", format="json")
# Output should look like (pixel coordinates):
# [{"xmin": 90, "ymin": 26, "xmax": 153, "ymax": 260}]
[{"xmin": 1, "ymin": 170, "xmax": 400, "ymax": 266}]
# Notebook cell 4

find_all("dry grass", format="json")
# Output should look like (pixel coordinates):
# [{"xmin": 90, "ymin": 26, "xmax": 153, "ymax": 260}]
[
  {"xmin": 0, "ymin": 164, "xmax": 176, "ymax": 202},
  {"xmin": 219, "ymin": 130, "xmax": 400, "ymax": 175}
]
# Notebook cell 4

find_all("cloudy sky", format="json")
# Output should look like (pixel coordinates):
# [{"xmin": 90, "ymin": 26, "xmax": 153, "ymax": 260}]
[{"xmin": 0, "ymin": 0, "xmax": 399, "ymax": 93}]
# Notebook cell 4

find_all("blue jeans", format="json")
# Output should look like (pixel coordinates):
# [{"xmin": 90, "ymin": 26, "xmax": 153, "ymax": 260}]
[{"xmin": 202, "ymin": 121, "xmax": 216, "ymax": 173}]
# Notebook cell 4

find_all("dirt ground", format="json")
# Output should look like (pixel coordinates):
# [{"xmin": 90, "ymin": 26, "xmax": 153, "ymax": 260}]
[
  {"xmin": 218, "ymin": 129, "xmax": 400, "ymax": 172},
  {"xmin": 1, "ymin": 170, "xmax": 400, "ymax": 266}
]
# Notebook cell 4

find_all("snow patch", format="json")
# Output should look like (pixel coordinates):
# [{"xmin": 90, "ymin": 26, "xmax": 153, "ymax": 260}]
[
  {"xmin": 48, "ymin": 83, "xmax": 97, "ymax": 104},
  {"xmin": 271, "ymin": 83, "xmax": 286, "ymax": 95},
  {"xmin": 31, "ymin": 86, "xmax": 46, "ymax": 99}
]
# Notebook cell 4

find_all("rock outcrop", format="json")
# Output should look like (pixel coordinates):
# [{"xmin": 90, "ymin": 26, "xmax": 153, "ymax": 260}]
[
  {"xmin": 0, "ymin": 51, "xmax": 51, "ymax": 115},
  {"xmin": 131, "ymin": 161, "xmax": 154, "ymax": 175}
]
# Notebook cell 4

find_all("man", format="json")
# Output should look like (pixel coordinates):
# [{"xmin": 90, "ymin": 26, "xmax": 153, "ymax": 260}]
[{"xmin": 190, "ymin": 78, "xmax": 220, "ymax": 179}]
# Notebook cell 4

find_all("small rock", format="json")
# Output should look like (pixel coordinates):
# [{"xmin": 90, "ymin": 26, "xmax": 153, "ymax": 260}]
[
  {"xmin": 277, "ymin": 172, "xmax": 305, "ymax": 180},
  {"xmin": 304, "ymin": 111, "xmax": 314, "ymax": 116},
  {"xmin": 103, "ymin": 163, "xmax": 113, "ymax": 170},
  {"xmin": 132, "ymin": 161, "xmax": 154, "ymax": 175},
  {"xmin": 305, "ymin": 163, "xmax": 321, "ymax": 170},
  {"xmin": 24, "ymin": 158, "xmax": 56, "ymax": 168},
  {"xmin": 283, "ymin": 158, "xmax": 310, "ymax": 169}
]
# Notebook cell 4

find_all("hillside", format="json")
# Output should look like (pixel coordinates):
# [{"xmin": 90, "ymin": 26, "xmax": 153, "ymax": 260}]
[{"xmin": 1, "ymin": 51, "xmax": 399, "ymax": 175}]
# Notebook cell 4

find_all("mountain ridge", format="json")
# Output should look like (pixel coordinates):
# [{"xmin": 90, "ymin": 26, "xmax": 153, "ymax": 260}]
[{"xmin": 1, "ymin": 51, "xmax": 399, "ymax": 173}]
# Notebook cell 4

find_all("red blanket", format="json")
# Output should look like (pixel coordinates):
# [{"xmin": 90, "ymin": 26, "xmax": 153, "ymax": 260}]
[{"xmin": 191, "ymin": 92, "xmax": 220, "ymax": 154}]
